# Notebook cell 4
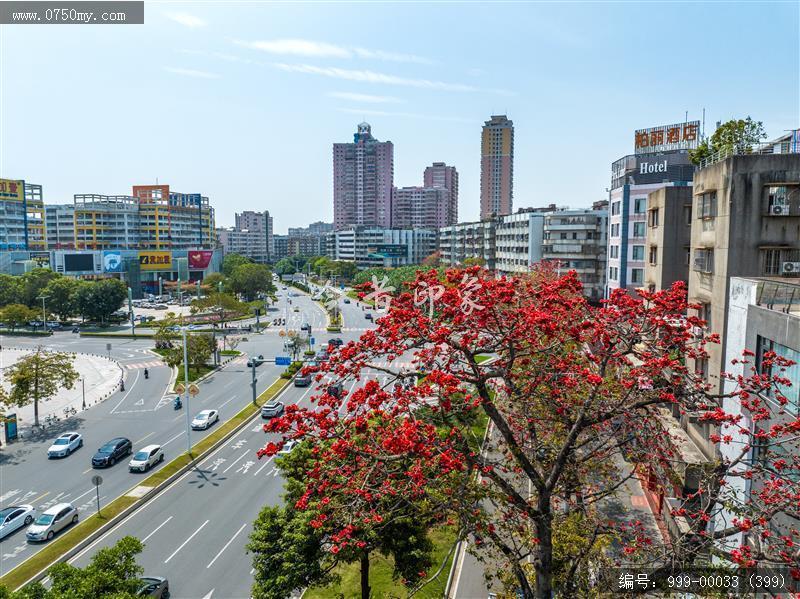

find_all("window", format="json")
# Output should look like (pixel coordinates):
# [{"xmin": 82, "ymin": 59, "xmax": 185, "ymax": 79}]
[
  {"xmin": 756, "ymin": 336, "xmax": 800, "ymax": 415},
  {"xmin": 611, "ymin": 201, "xmax": 620, "ymax": 216},
  {"xmin": 633, "ymin": 222, "xmax": 646, "ymax": 238},
  {"xmin": 649, "ymin": 246, "xmax": 658, "ymax": 265},
  {"xmin": 693, "ymin": 249, "xmax": 714, "ymax": 273},
  {"xmin": 634, "ymin": 198, "xmax": 647, "ymax": 214},
  {"xmin": 611, "ymin": 223, "xmax": 620, "ymax": 237},
  {"xmin": 632, "ymin": 245, "xmax": 645, "ymax": 261},
  {"xmin": 763, "ymin": 249, "xmax": 782, "ymax": 275},
  {"xmin": 697, "ymin": 192, "xmax": 717, "ymax": 219},
  {"xmin": 648, "ymin": 208, "xmax": 660, "ymax": 227},
  {"xmin": 696, "ymin": 357, "xmax": 709, "ymax": 382},
  {"xmin": 609, "ymin": 266, "xmax": 618, "ymax": 281},
  {"xmin": 572, "ymin": 232, "xmax": 578, "ymax": 240},
  {"xmin": 631, "ymin": 268, "xmax": 644, "ymax": 284},
  {"xmin": 698, "ymin": 302, "xmax": 712, "ymax": 332},
  {"xmin": 685, "ymin": 248, "xmax": 691, "ymax": 265},
  {"xmin": 684, "ymin": 205, "xmax": 692, "ymax": 225},
  {"xmin": 610, "ymin": 245, "xmax": 619, "ymax": 259},
  {"xmin": 560, "ymin": 233, "xmax": 567, "ymax": 240}
]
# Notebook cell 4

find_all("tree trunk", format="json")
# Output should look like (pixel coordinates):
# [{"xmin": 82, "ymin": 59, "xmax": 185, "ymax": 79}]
[
  {"xmin": 533, "ymin": 507, "xmax": 554, "ymax": 598},
  {"xmin": 360, "ymin": 552, "xmax": 371, "ymax": 599}
]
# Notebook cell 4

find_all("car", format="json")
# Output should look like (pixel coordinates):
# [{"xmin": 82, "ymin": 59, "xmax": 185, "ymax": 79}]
[
  {"xmin": 92, "ymin": 437, "xmax": 132, "ymax": 468},
  {"xmin": 191, "ymin": 409, "xmax": 219, "ymax": 430},
  {"xmin": 343, "ymin": 298, "xmax": 351, "ymax": 304},
  {"xmin": 328, "ymin": 338, "xmax": 344, "ymax": 347},
  {"xmin": 0, "ymin": 505, "xmax": 35, "ymax": 540},
  {"xmin": 129, "ymin": 444, "xmax": 164, "ymax": 472},
  {"xmin": 278, "ymin": 440, "xmax": 298, "ymax": 455},
  {"xmin": 247, "ymin": 354, "xmax": 265, "ymax": 367},
  {"xmin": 137, "ymin": 576, "xmax": 170, "ymax": 598},
  {"xmin": 47, "ymin": 432, "xmax": 83, "ymax": 458},
  {"xmin": 327, "ymin": 383, "xmax": 343, "ymax": 398},
  {"xmin": 300, "ymin": 323, "xmax": 310, "ymax": 331},
  {"xmin": 261, "ymin": 401, "xmax": 285, "ymax": 419},
  {"xmin": 26, "ymin": 503, "xmax": 78, "ymax": 542},
  {"xmin": 365, "ymin": 313, "xmax": 373, "ymax": 321},
  {"xmin": 71, "ymin": 327, "xmax": 80, "ymax": 333},
  {"xmin": 315, "ymin": 350, "xmax": 330, "ymax": 361},
  {"xmin": 293, "ymin": 307, "xmax": 300, "ymax": 312},
  {"xmin": 294, "ymin": 375, "xmax": 311, "ymax": 387}
]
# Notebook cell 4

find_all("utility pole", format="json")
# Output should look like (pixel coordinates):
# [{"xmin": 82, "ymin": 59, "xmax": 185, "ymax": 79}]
[
  {"xmin": 182, "ymin": 327, "xmax": 191, "ymax": 454},
  {"xmin": 81, "ymin": 377, "xmax": 86, "ymax": 410},
  {"xmin": 127, "ymin": 287, "xmax": 135, "ymax": 337},
  {"xmin": 36, "ymin": 295, "xmax": 48, "ymax": 331},
  {"xmin": 251, "ymin": 360, "xmax": 257, "ymax": 405}
]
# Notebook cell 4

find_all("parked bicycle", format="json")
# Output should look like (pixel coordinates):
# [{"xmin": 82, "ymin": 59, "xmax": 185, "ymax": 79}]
[
  {"xmin": 63, "ymin": 406, "xmax": 77, "ymax": 418},
  {"xmin": 43, "ymin": 414, "xmax": 60, "ymax": 427}
]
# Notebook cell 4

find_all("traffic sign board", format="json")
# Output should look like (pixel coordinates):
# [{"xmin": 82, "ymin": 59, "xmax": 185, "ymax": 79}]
[
  {"xmin": 275, "ymin": 356, "xmax": 291, "ymax": 366},
  {"xmin": 310, "ymin": 337, "xmax": 315, "ymax": 346},
  {"xmin": 91, "ymin": 475, "xmax": 103, "ymax": 486}
]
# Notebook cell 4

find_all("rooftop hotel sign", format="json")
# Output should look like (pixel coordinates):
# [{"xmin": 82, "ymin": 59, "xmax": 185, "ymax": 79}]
[
  {"xmin": 0, "ymin": 179, "xmax": 24, "ymax": 202},
  {"xmin": 635, "ymin": 121, "xmax": 700, "ymax": 155}
]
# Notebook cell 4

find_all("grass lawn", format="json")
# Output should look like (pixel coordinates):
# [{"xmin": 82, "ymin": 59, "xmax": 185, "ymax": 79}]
[
  {"xmin": 474, "ymin": 354, "xmax": 492, "ymax": 363},
  {"xmin": 219, "ymin": 349, "xmax": 242, "ymax": 356},
  {"xmin": 304, "ymin": 525, "xmax": 458, "ymax": 599}
]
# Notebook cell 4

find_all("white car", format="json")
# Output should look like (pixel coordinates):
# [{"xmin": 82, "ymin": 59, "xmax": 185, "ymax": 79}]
[
  {"xmin": 128, "ymin": 444, "xmax": 164, "ymax": 472},
  {"xmin": 47, "ymin": 432, "xmax": 83, "ymax": 458},
  {"xmin": 0, "ymin": 505, "xmax": 35, "ymax": 540},
  {"xmin": 26, "ymin": 503, "xmax": 78, "ymax": 542},
  {"xmin": 278, "ymin": 440, "xmax": 298, "ymax": 455},
  {"xmin": 191, "ymin": 409, "xmax": 219, "ymax": 430}
]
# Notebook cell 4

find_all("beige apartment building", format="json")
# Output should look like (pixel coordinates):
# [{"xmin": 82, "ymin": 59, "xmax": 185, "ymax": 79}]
[
  {"xmin": 686, "ymin": 152, "xmax": 800, "ymax": 457},
  {"xmin": 644, "ymin": 186, "xmax": 693, "ymax": 291}
]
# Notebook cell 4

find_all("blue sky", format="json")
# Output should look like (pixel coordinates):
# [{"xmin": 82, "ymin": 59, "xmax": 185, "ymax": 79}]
[{"xmin": 1, "ymin": 1, "xmax": 798, "ymax": 232}]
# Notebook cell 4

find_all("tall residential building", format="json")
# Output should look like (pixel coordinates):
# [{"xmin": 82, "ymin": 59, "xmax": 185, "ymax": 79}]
[
  {"xmin": 327, "ymin": 227, "xmax": 435, "ymax": 268},
  {"xmin": 480, "ymin": 115, "xmax": 514, "ymax": 219},
  {"xmin": 0, "ymin": 180, "xmax": 46, "ymax": 251},
  {"xmin": 131, "ymin": 184, "xmax": 215, "ymax": 250},
  {"xmin": 541, "ymin": 203, "xmax": 608, "ymax": 302},
  {"xmin": 643, "ymin": 186, "xmax": 693, "ymax": 291},
  {"xmin": 438, "ymin": 220, "xmax": 497, "ymax": 270},
  {"xmin": 495, "ymin": 210, "xmax": 545, "ymax": 275},
  {"xmin": 72, "ymin": 195, "xmax": 141, "ymax": 249},
  {"xmin": 288, "ymin": 221, "xmax": 333, "ymax": 237},
  {"xmin": 424, "ymin": 162, "xmax": 458, "ymax": 224},
  {"xmin": 233, "ymin": 210, "xmax": 274, "ymax": 261},
  {"xmin": 392, "ymin": 186, "xmax": 453, "ymax": 229},
  {"xmin": 45, "ymin": 204, "xmax": 76, "ymax": 249},
  {"xmin": 333, "ymin": 122, "xmax": 394, "ymax": 230}
]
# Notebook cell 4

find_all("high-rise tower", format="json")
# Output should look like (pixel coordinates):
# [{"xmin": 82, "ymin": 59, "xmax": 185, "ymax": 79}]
[{"xmin": 480, "ymin": 115, "xmax": 514, "ymax": 219}]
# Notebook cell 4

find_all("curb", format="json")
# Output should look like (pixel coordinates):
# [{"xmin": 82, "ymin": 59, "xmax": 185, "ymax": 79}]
[{"xmin": 11, "ymin": 376, "xmax": 294, "ymax": 591}]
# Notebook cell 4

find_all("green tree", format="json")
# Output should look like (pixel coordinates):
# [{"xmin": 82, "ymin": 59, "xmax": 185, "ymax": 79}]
[
  {"xmin": 202, "ymin": 272, "xmax": 227, "ymax": 293},
  {"xmin": 222, "ymin": 253, "xmax": 252, "ymax": 277},
  {"xmin": 20, "ymin": 268, "xmax": 60, "ymax": 307},
  {"xmin": 77, "ymin": 279, "xmax": 127, "ymax": 323},
  {"xmin": 42, "ymin": 277, "xmax": 81, "ymax": 321},
  {"xmin": 4, "ymin": 347, "xmax": 80, "ymax": 426},
  {"xmin": 160, "ymin": 332, "xmax": 215, "ymax": 378},
  {"xmin": 192, "ymin": 292, "xmax": 246, "ymax": 328},
  {"xmin": 274, "ymin": 258, "xmax": 296, "ymax": 276},
  {"xmin": 0, "ymin": 304, "xmax": 37, "ymax": 332},
  {"xmin": 2, "ymin": 536, "xmax": 144, "ymax": 599},
  {"xmin": 229, "ymin": 263, "xmax": 274, "ymax": 301},
  {"xmin": 0, "ymin": 274, "xmax": 23, "ymax": 307},
  {"xmin": 689, "ymin": 116, "xmax": 767, "ymax": 165}
]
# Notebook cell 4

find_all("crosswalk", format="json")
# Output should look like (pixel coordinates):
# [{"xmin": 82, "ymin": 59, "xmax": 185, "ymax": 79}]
[
  {"xmin": 364, "ymin": 361, "xmax": 414, "ymax": 370},
  {"xmin": 124, "ymin": 360, "xmax": 164, "ymax": 370}
]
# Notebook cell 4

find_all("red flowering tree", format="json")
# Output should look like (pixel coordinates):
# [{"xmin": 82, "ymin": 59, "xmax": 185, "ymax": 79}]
[{"xmin": 259, "ymin": 267, "xmax": 799, "ymax": 597}]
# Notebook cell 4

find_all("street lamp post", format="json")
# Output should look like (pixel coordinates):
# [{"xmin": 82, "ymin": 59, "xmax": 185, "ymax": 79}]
[
  {"xmin": 158, "ymin": 276, "xmax": 163, "ymax": 297},
  {"xmin": 182, "ymin": 327, "xmax": 191, "ymax": 454},
  {"xmin": 127, "ymin": 287, "xmax": 135, "ymax": 337},
  {"xmin": 81, "ymin": 377, "xmax": 86, "ymax": 410},
  {"xmin": 251, "ymin": 360, "xmax": 257, "ymax": 405},
  {"xmin": 36, "ymin": 295, "xmax": 48, "ymax": 332}
]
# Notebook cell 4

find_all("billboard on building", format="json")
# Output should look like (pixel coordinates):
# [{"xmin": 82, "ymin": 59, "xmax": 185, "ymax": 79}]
[
  {"xmin": 103, "ymin": 251, "xmax": 124, "ymax": 273},
  {"xmin": 139, "ymin": 251, "xmax": 172, "ymax": 270},
  {"xmin": 612, "ymin": 151, "xmax": 694, "ymax": 188},
  {"xmin": 634, "ymin": 121, "xmax": 700, "ymax": 155},
  {"xmin": 29, "ymin": 252, "xmax": 51, "ymax": 268},
  {"xmin": 188, "ymin": 250, "xmax": 213, "ymax": 269},
  {"xmin": 64, "ymin": 253, "xmax": 95, "ymax": 272},
  {"xmin": 0, "ymin": 179, "xmax": 24, "ymax": 202}
]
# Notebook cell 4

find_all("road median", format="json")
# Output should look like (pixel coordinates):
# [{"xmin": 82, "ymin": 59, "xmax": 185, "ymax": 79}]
[{"xmin": 0, "ymin": 376, "xmax": 292, "ymax": 592}]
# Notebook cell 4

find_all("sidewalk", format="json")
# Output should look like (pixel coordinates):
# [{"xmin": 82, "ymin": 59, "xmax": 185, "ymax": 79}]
[{"xmin": 0, "ymin": 347, "xmax": 123, "ymax": 441}]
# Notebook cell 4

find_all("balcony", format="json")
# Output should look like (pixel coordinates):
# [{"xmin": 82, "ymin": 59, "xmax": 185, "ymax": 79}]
[{"xmin": 756, "ymin": 279, "xmax": 800, "ymax": 316}]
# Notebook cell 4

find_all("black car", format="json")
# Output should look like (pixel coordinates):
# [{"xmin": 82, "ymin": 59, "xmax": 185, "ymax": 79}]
[
  {"xmin": 365, "ymin": 313, "xmax": 373, "ymax": 321},
  {"xmin": 92, "ymin": 437, "xmax": 132, "ymax": 468},
  {"xmin": 137, "ymin": 576, "xmax": 170, "ymax": 598},
  {"xmin": 327, "ymin": 383, "xmax": 343, "ymax": 398},
  {"xmin": 328, "ymin": 338, "xmax": 344, "ymax": 347},
  {"xmin": 294, "ymin": 375, "xmax": 312, "ymax": 387}
]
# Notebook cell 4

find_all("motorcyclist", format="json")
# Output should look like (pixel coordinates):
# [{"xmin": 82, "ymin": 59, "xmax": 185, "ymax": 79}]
[
  {"xmin": 173, "ymin": 396, "xmax": 182, "ymax": 409},
  {"xmin": 144, "ymin": 368, "xmax": 149, "ymax": 379}
]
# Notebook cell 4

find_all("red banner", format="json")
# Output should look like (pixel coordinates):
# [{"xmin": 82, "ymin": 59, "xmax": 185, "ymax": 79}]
[{"xmin": 188, "ymin": 250, "xmax": 213, "ymax": 269}]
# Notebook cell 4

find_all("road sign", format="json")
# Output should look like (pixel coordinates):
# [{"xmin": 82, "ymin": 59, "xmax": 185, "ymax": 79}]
[
  {"xmin": 310, "ymin": 337, "xmax": 315, "ymax": 346},
  {"xmin": 175, "ymin": 383, "xmax": 186, "ymax": 395},
  {"xmin": 91, "ymin": 475, "xmax": 103, "ymax": 486},
  {"xmin": 275, "ymin": 356, "xmax": 291, "ymax": 366},
  {"xmin": 106, "ymin": 343, "xmax": 112, "ymax": 352},
  {"xmin": 188, "ymin": 383, "xmax": 200, "ymax": 397}
]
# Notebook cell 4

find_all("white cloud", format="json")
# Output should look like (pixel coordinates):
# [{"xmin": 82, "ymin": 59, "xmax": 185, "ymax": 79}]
[
  {"xmin": 164, "ymin": 12, "xmax": 207, "ymax": 28},
  {"xmin": 235, "ymin": 39, "xmax": 350, "ymax": 58},
  {"xmin": 273, "ymin": 63, "xmax": 489, "ymax": 93},
  {"xmin": 327, "ymin": 92, "xmax": 404, "ymax": 104},
  {"xmin": 352, "ymin": 47, "xmax": 434, "ymax": 65},
  {"xmin": 163, "ymin": 67, "xmax": 219, "ymax": 79},
  {"xmin": 337, "ymin": 108, "xmax": 472, "ymax": 124}
]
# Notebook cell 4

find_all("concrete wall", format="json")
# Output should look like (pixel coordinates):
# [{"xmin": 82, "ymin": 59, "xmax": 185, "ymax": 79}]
[{"xmin": 645, "ymin": 186, "xmax": 692, "ymax": 291}]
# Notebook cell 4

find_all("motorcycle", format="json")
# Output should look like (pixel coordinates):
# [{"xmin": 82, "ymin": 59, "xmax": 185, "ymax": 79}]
[{"xmin": 173, "ymin": 397, "xmax": 182, "ymax": 410}]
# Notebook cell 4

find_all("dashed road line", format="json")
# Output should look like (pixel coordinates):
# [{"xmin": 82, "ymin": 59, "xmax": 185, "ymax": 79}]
[
  {"xmin": 206, "ymin": 523, "xmax": 247, "ymax": 569},
  {"xmin": 164, "ymin": 519, "xmax": 209, "ymax": 563},
  {"xmin": 142, "ymin": 516, "xmax": 173, "ymax": 543}
]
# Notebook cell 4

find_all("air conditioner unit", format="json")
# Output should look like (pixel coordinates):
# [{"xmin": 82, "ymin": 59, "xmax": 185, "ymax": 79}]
[
  {"xmin": 782, "ymin": 262, "xmax": 800, "ymax": 275},
  {"xmin": 691, "ymin": 326, "xmax": 704, "ymax": 338},
  {"xmin": 770, "ymin": 205, "xmax": 789, "ymax": 216}
]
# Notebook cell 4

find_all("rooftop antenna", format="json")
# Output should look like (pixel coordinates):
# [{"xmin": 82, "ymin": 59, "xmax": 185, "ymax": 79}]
[
  {"xmin": 685, "ymin": 110, "xmax": 688, "ymax": 122},
  {"xmin": 702, "ymin": 107, "xmax": 706, "ymax": 139}
]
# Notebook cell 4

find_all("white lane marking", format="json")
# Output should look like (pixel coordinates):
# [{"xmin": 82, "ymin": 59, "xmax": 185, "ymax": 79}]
[
  {"xmin": 202, "ymin": 590, "xmax": 215, "ymax": 599},
  {"xmin": 142, "ymin": 516, "xmax": 173, "ymax": 543},
  {"xmin": 161, "ymin": 431, "xmax": 184, "ymax": 448},
  {"xmin": 135, "ymin": 432, "xmax": 156, "ymax": 445},
  {"xmin": 206, "ymin": 522, "xmax": 247, "ymax": 569},
  {"xmin": 71, "ymin": 488, "xmax": 95, "ymax": 503},
  {"xmin": 164, "ymin": 519, "xmax": 209, "ymax": 563},
  {"xmin": 222, "ymin": 449, "xmax": 250, "ymax": 474},
  {"xmin": 110, "ymin": 370, "xmax": 141, "ymax": 414},
  {"xmin": 253, "ymin": 456, "xmax": 275, "ymax": 477}
]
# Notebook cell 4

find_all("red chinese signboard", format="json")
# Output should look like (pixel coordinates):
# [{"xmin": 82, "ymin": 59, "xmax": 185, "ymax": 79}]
[{"xmin": 634, "ymin": 121, "xmax": 700, "ymax": 155}]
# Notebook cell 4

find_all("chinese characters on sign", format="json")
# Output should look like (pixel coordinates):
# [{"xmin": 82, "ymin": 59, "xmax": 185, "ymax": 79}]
[
  {"xmin": 0, "ymin": 179, "xmax": 24, "ymax": 202},
  {"xmin": 634, "ymin": 121, "xmax": 700, "ymax": 154},
  {"xmin": 138, "ymin": 251, "xmax": 172, "ymax": 270}
]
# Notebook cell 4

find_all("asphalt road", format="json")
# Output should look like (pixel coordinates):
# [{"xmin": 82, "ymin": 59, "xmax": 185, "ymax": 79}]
[
  {"xmin": 65, "ymin": 292, "xmax": 390, "ymax": 598},
  {"xmin": 0, "ymin": 288, "xmax": 332, "ymax": 577}
]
